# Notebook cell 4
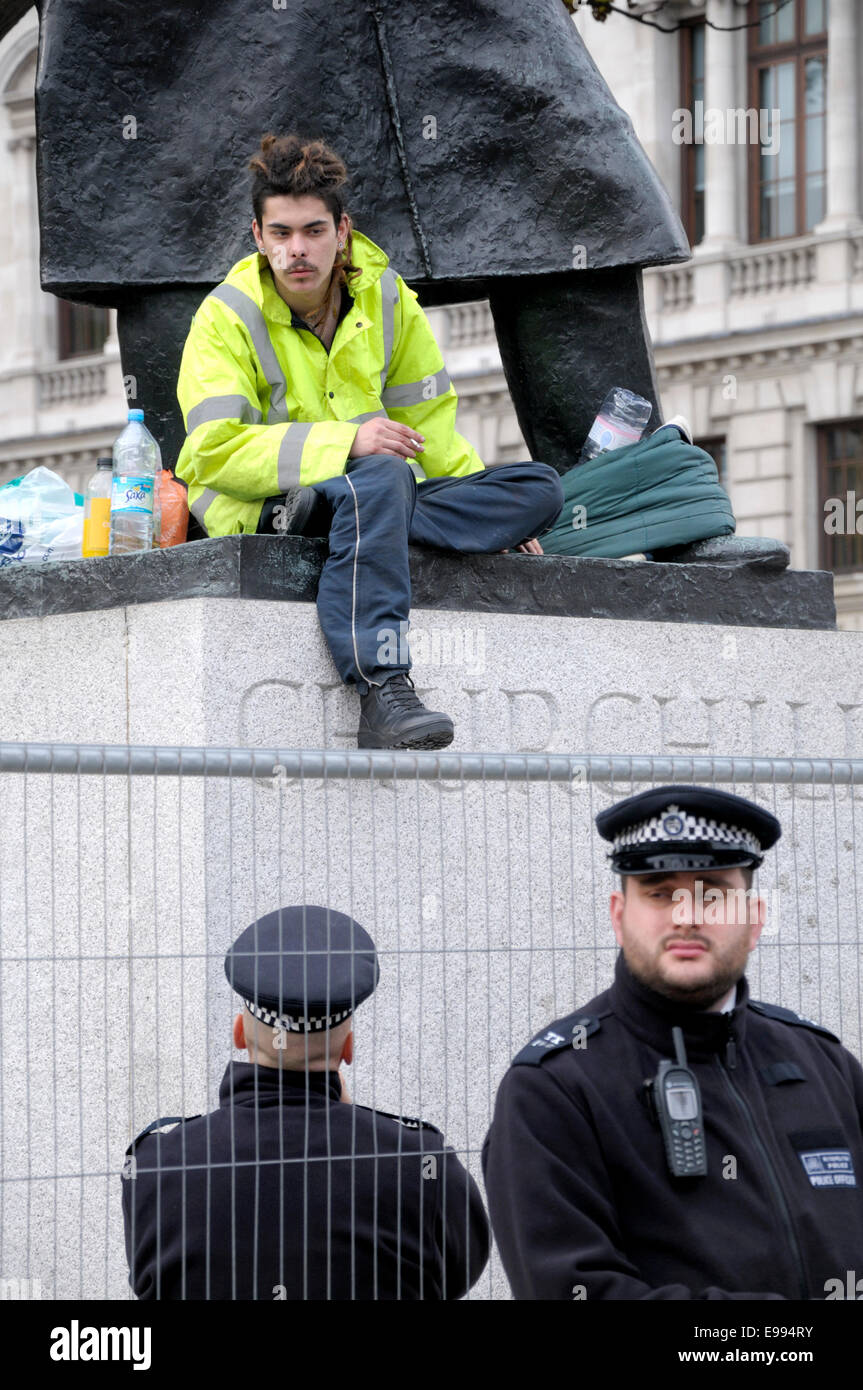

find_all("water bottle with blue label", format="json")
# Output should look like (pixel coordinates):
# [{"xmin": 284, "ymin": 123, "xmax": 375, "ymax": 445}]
[
  {"xmin": 578, "ymin": 388, "xmax": 653, "ymax": 465},
  {"xmin": 109, "ymin": 409, "xmax": 162, "ymax": 554}
]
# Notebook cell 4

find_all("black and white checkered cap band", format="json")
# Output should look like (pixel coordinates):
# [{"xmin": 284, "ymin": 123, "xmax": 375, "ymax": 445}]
[
  {"xmin": 614, "ymin": 807, "xmax": 761, "ymax": 857},
  {"xmin": 244, "ymin": 998, "xmax": 354, "ymax": 1034}
]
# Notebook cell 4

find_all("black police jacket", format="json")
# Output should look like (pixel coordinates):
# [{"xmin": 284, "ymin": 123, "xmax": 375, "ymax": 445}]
[
  {"xmin": 482, "ymin": 954, "xmax": 863, "ymax": 1300},
  {"xmin": 122, "ymin": 1062, "xmax": 489, "ymax": 1300}
]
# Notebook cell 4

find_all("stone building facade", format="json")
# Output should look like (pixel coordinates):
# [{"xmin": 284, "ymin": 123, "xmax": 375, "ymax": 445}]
[
  {"xmin": 0, "ymin": 12, "xmax": 124, "ymax": 498},
  {"xmin": 2, "ymin": 2, "xmax": 862, "ymax": 625},
  {"xmin": 574, "ymin": 0, "xmax": 863, "ymax": 629}
]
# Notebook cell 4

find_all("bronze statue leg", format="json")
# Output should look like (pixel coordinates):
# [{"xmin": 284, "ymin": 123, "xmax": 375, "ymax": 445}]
[
  {"xmin": 115, "ymin": 286, "xmax": 214, "ymax": 536},
  {"xmin": 486, "ymin": 267, "xmax": 663, "ymax": 474}
]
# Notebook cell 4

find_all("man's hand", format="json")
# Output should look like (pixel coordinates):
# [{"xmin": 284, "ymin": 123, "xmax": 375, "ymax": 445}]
[
  {"xmin": 349, "ymin": 418, "xmax": 425, "ymax": 461},
  {"xmin": 501, "ymin": 538, "xmax": 544, "ymax": 555}
]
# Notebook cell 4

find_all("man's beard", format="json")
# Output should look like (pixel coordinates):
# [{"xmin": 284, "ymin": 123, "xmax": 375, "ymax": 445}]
[{"xmin": 622, "ymin": 939, "xmax": 744, "ymax": 1009}]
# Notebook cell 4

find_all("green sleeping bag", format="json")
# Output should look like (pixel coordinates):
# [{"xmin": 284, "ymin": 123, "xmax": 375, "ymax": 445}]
[{"xmin": 539, "ymin": 425, "xmax": 735, "ymax": 558}]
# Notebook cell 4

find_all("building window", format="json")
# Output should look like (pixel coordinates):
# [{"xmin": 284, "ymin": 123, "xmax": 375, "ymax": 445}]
[
  {"xmin": 680, "ymin": 20, "xmax": 706, "ymax": 246},
  {"xmin": 748, "ymin": 0, "xmax": 828, "ymax": 242},
  {"xmin": 818, "ymin": 422, "xmax": 863, "ymax": 573},
  {"xmin": 57, "ymin": 301, "xmax": 110, "ymax": 360},
  {"xmin": 697, "ymin": 436, "xmax": 728, "ymax": 488}
]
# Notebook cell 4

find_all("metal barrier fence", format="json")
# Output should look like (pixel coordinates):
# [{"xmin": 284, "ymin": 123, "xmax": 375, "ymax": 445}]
[{"xmin": 0, "ymin": 744, "xmax": 861, "ymax": 1301}]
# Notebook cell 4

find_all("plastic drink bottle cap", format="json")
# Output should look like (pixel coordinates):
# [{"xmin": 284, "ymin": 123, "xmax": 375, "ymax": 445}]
[{"xmin": 127, "ymin": 409, "xmax": 144, "ymax": 422}]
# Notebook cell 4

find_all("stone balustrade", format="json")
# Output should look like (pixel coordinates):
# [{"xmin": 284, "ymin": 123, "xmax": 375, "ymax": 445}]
[{"xmin": 37, "ymin": 355, "xmax": 108, "ymax": 407}]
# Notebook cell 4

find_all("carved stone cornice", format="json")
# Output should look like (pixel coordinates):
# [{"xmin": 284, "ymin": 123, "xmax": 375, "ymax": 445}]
[{"xmin": 656, "ymin": 332, "xmax": 863, "ymax": 384}]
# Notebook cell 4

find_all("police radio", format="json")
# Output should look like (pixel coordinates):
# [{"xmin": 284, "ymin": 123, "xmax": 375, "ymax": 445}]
[{"xmin": 648, "ymin": 1027, "xmax": 708, "ymax": 1178}]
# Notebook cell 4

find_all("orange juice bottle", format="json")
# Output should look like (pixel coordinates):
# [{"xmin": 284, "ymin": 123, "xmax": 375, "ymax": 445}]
[{"xmin": 82, "ymin": 457, "xmax": 113, "ymax": 557}]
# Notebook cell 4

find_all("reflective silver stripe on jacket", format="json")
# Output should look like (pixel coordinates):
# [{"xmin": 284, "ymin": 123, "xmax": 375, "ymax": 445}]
[
  {"xmin": 186, "ymin": 394, "xmax": 263, "ymax": 434},
  {"xmin": 382, "ymin": 365, "xmax": 451, "ymax": 410},
  {"xmin": 207, "ymin": 284, "xmax": 290, "ymax": 423},
  {"xmin": 277, "ymin": 422, "xmax": 314, "ymax": 491},
  {"xmin": 348, "ymin": 409, "xmax": 388, "ymax": 424},
  {"xmin": 379, "ymin": 267, "xmax": 399, "ymax": 396},
  {"xmin": 189, "ymin": 488, "xmax": 220, "ymax": 527}
]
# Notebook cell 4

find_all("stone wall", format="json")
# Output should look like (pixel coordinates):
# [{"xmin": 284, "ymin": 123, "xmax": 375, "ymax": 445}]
[{"xmin": 0, "ymin": 576, "xmax": 860, "ymax": 1298}]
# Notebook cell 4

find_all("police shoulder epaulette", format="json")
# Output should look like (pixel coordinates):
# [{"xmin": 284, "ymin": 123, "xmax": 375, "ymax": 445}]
[
  {"xmin": 125, "ymin": 1114, "xmax": 201, "ymax": 1155},
  {"xmin": 749, "ymin": 999, "xmax": 839, "ymax": 1042},
  {"xmin": 364, "ymin": 1105, "xmax": 440, "ymax": 1134},
  {"xmin": 512, "ymin": 1011, "xmax": 606, "ymax": 1067}
]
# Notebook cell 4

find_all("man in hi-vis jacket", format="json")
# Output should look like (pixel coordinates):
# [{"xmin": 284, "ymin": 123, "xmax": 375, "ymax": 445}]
[{"xmin": 173, "ymin": 133, "xmax": 565, "ymax": 748}]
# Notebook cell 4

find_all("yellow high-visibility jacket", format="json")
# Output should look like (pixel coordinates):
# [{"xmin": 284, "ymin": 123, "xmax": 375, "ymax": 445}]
[{"xmin": 175, "ymin": 231, "xmax": 485, "ymax": 535}]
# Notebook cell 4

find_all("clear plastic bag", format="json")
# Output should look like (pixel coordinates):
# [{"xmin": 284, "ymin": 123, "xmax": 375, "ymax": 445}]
[{"xmin": 0, "ymin": 466, "xmax": 85, "ymax": 567}]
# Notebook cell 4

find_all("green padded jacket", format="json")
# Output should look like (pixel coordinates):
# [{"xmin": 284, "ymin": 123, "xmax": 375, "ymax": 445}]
[{"xmin": 540, "ymin": 427, "xmax": 735, "ymax": 558}]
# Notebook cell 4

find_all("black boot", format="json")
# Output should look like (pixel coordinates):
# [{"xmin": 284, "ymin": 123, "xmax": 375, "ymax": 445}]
[
  {"xmin": 258, "ymin": 487, "xmax": 330, "ymax": 537},
  {"xmin": 357, "ymin": 674, "xmax": 454, "ymax": 750}
]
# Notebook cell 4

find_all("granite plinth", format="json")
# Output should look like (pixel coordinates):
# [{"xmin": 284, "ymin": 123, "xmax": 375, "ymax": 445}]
[{"xmin": 0, "ymin": 536, "xmax": 836, "ymax": 631}]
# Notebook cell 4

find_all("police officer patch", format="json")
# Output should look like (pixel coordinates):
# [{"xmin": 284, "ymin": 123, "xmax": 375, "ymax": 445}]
[
  {"xmin": 662, "ymin": 810, "xmax": 684, "ymax": 837},
  {"xmin": 798, "ymin": 1149, "xmax": 856, "ymax": 1188}
]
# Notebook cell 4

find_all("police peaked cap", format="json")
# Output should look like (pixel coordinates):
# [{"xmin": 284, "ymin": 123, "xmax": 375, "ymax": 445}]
[
  {"xmin": 595, "ymin": 785, "xmax": 781, "ymax": 875},
  {"xmin": 224, "ymin": 905, "xmax": 380, "ymax": 1034}
]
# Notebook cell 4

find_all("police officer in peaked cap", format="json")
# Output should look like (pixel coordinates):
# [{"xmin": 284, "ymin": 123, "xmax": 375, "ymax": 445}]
[
  {"xmin": 122, "ymin": 904, "xmax": 489, "ymax": 1300},
  {"xmin": 483, "ymin": 785, "xmax": 863, "ymax": 1300}
]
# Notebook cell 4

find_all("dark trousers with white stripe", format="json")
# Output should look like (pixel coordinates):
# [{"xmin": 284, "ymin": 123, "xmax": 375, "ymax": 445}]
[{"xmin": 310, "ymin": 454, "xmax": 564, "ymax": 693}]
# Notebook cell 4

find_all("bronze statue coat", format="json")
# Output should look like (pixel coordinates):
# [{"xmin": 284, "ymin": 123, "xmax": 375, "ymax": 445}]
[{"xmin": 7, "ymin": 0, "xmax": 688, "ymax": 303}]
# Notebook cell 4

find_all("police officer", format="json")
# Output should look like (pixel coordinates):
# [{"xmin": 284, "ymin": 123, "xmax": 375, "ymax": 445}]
[
  {"xmin": 122, "ymin": 905, "xmax": 490, "ymax": 1299},
  {"xmin": 482, "ymin": 786, "xmax": 863, "ymax": 1300}
]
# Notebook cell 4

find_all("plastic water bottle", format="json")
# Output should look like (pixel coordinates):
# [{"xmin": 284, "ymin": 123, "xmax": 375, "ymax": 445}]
[
  {"xmin": 578, "ymin": 388, "xmax": 653, "ymax": 464},
  {"xmin": 81, "ymin": 456, "xmax": 113, "ymax": 557},
  {"xmin": 109, "ymin": 410, "xmax": 162, "ymax": 554}
]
